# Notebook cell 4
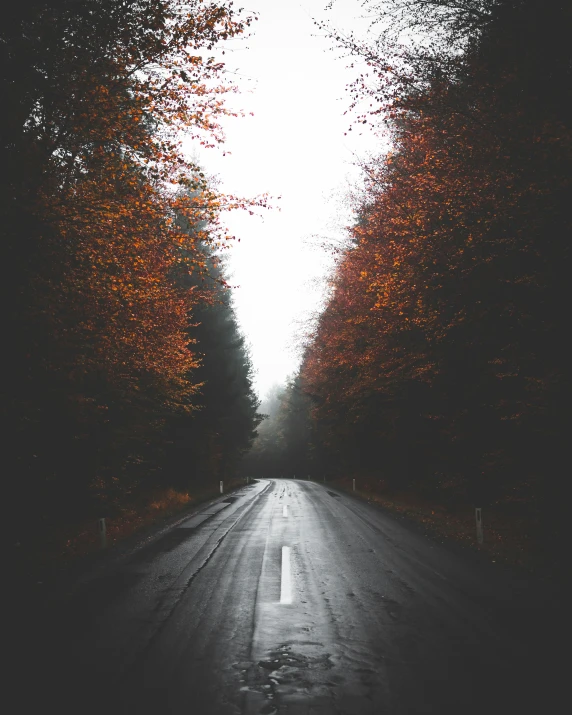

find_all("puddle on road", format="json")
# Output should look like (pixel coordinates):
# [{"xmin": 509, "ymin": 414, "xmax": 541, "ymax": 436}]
[{"xmin": 240, "ymin": 644, "xmax": 336, "ymax": 714}]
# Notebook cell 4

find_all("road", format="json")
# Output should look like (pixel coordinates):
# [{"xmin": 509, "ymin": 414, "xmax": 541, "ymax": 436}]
[{"xmin": 18, "ymin": 479, "xmax": 557, "ymax": 715}]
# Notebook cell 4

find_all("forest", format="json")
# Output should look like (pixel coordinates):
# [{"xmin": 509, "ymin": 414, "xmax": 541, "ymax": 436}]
[
  {"xmin": 2, "ymin": 0, "xmax": 570, "ymax": 575},
  {"xmin": 2, "ymin": 0, "xmax": 262, "ymax": 556},
  {"xmin": 246, "ymin": 0, "xmax": 571, "ymax": 572}
]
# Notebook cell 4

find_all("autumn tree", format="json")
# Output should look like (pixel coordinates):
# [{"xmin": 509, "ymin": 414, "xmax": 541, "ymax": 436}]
[
  {"xmin": 300, "ymin": 0, "xmax": 571, "ymax": 553},
  {"xmin": 1, "ymin": 1, "xmax": 260, "ymax": 537}
]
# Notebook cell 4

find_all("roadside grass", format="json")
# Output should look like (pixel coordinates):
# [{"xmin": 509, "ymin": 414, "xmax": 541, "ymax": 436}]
[
  {"xmin": 61, "ymin": 487, "xmax": 195, "ymax": 559},
  {"xmin": 328, "ymin": 477, "xmax": 544, "ymax": 574},
  {"xmin": 12, "ymin": 478, "xmax": 248, "ymax": 584}
]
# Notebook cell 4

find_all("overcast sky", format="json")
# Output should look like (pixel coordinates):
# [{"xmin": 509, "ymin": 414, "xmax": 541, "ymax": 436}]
[{"xmin": 192, "ymin": 1, "xmax": 384, "ymax": 399}]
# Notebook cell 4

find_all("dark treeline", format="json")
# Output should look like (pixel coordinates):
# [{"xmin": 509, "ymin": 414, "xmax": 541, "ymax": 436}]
[
  {"xmin": 244, "ymin": 380, "xmax": 312, "ymax": 479},
  {"xmin": 1, "ymin": 0, "xmax": 261, "ymax": 545},
  {"xmin": 249, "ymin": 0, "xmax": 571, "ymax": 560},
  {"xmin": 166, "ymin": 236, "xmax": 262, "ymax": 491}
]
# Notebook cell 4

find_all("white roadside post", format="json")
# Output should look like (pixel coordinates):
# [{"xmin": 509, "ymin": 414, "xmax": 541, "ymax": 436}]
[
  {"xmin": 353, "ymin": 478, "xmax": 356, "ymax": 492},
  {"xmin": 220, "ymin": 480, "xmax": 223, "ymax": 494},
  {"xmin": 475, "ymin": 508, "xmax": 484, "ymax": 544},
  {"xmin": 98, "ymin": 518, "xmax": 107, "ymax": 549}
]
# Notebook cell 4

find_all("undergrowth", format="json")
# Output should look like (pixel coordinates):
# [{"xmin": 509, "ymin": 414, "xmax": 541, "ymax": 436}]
[{"xmin": 330, "ymin": 477, "xmax": 545, "ymax": 575}]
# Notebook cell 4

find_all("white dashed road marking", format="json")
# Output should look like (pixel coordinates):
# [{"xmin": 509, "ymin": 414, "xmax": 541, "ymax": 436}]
[{"xmin": 280, "ymin": 546, "xmax": 292, "ymax": 604}]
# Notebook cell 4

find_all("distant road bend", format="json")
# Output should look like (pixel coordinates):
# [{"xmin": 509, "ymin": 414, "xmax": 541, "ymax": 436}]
[{"xmin": 25, "ymin": 479, "xmax": 557, "ymax": 715}]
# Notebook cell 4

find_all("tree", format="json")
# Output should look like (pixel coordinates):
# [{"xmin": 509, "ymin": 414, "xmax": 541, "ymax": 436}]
[
  {"xmin": 165, "ymin": 233, "xmax": 262, "ymax": 489},
  {"xmin": 300, "ymin": 0, "xmax": 571, "ymax": 550},
  {"xmin": 1, "ymin": 1, "xmax": 261, "ymax": 536}
]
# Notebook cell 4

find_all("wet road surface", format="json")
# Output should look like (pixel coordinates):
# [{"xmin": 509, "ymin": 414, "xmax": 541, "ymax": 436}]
[{"xmin": 18, "ymin": 479, "xmax": 558, "ymax": 714}]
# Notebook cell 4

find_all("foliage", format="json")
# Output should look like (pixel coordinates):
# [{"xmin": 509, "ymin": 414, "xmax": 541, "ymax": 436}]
[
  {"xmin": 293, "ymin": 0, "xmax": 570, "ymax": 550},
  {"xmin": 165, "ymin": 238, "xmax": 263, "ymax": 486},
  {"xmin": 1, "ymin": 1, "xmax": 262, "ymax": 538},
  {"xmin": 244, "ymin": 379, "xmax": 312, "ymax": 478}
]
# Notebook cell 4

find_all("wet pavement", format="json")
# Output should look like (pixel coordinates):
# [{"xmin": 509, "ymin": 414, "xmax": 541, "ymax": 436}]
[{"xmin": 15, "ymin": 479, "xmax": 559, "ymax": 714}]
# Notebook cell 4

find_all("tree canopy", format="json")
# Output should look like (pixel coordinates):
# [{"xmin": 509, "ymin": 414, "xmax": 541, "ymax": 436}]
[
  {"xmin": 258, "ymin": 0, "xmax": 571, "ymax": 558},
  {"xmin": 2, "ymin": 1, "xmax": 262, "ymax": 539}
]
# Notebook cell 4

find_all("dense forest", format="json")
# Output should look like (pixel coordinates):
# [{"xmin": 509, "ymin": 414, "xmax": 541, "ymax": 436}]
[
  {"xmin": 3, "ymin": 0, "xmax": 570, "ymax": 573},
  {"xmin": 2, "ymin": 0, "xmax": 262, "ymax": 551},
  {"xmin": 248, "ymin": 0, "xmax": 571, "ymax": 566}
]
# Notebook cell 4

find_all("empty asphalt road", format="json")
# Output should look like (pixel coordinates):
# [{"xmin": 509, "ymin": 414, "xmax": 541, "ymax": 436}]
[{"xmin": 17, "ymin": 479, "xmax": 559, "ymax": 715}]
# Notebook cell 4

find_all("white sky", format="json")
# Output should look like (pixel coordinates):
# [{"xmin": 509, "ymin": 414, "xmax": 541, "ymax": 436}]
[{"xmin": 192, "ymin": 1, "xmax": 384, "ymax": 399}]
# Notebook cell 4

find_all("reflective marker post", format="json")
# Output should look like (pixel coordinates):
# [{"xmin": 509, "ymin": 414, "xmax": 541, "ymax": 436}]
[
  {"xmin": 220, "ymin": 480, "xmax": 223, "ymax": 494},
  {"xmin": 475, "ymin": 508, "xmax": 483, "ymax": 544},
  {"xmin": 98, "ymin": 518, "xmax": 107, "ymax": 549}
]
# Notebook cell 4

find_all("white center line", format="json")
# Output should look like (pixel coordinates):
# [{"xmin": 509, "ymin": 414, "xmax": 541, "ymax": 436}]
[
  {"xmin": 280, "ymin": 546, "xmax": 292, "ymax": 604},
  {"xmin": 283, "ymin": 505, "xmax": 288, "ymax": 517}
]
